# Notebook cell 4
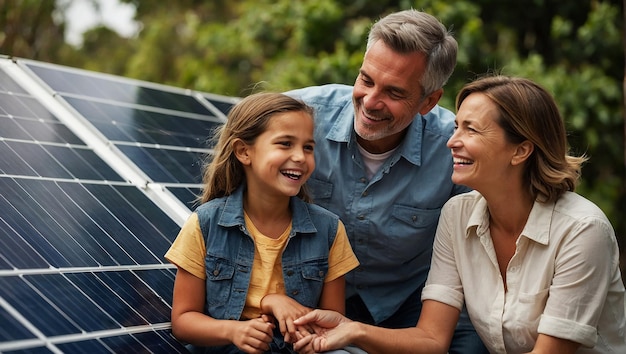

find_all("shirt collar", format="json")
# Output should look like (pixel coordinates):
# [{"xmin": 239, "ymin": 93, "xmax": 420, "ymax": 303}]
[
  {"xmin": 219, "ymin": 184, "xmax": 317, "ymax": 234},
  {"xmin": 325, "ymin": 103, "xmax": 424, "ymax": 166},
  {"xmin": 465, "ymin": 194, "xmax": 553, "ymax": 245}
]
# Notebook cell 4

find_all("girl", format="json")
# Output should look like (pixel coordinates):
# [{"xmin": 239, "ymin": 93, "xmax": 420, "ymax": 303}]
[{"xmin": 165, "ymin": 92, "xmax": 359, "ymax": 354}]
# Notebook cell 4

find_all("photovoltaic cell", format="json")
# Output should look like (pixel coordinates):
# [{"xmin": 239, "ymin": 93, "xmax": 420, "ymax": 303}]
[
  {"xmin": 27, "ymin": 63, "xmax": 214, "ymax": 115},
  {"xmin": 0, "ymin": 306, "xmax": 35, "ymax": 341},
  {"xmin": 168, "ymin": 187, "xmax": 202, "ymax": 211},
  {"xmin": 0, "ymin": 58, "xmax": 238, "ymax": 352}
]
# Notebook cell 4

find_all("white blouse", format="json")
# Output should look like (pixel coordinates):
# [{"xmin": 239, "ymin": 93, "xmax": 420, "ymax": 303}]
[{"xmin": 423, "ymin": 190, "xmax": 626, "ymax": 353}]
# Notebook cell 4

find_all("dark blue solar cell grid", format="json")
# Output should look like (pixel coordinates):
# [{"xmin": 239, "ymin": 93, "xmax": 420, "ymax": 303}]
[
  {"xmin": 63, "ymin": 96, "xmax": 220, "ymax": 148},
  {"xmin": 26, "ymin": 274, "xmax": 120, "ymax": 332},
  {"xmin": 0, "ymin": 276, "xmax": 80, "ymax": 336},
  {"xmin": 129, "ymin": 330, "xmax": 190, "ymax": 353},
  {"xmin": 11, "ymin": 117, "xmax": 85, "ymax": 145},
  {"xmin": 0, "ymin": 306, "xmax": 35, "ymax": 341},
  {"xmin": 52, "ymin": 330, "xmax": 190, "ymax": 354},
  {"xmin": 95, "ymin": 271, "xmax": 171, "ymax": 324},
  {"xmin": 42, "ymin": 145, "xmax": 123, "ymax": 181},
  {"xmin": 0, "ymin": 178, "xmax": 178, "ymax": 269},
  {"xmin": 0, "ymin": 216, "xmax": 50, "ymax": 270},
  {"xmin": 0, "ymin": 271, "xmax": 178, "ymax": 340},
  {"xmin": 55, "ymin": 339, "xmax": 112, "ymax": 354},
  {"xmin": 0, "ymin": 116, "xmax": 84, "ymax": 145},
  {"xmin": 204, "ymin": 95, "xmax": 236, "ymax": 116},
  {"xmin": 26, "ymin": 62, "xmax": 214, "ymax": 116},
  {"xmin": 83, "ymin": 183, "xmax": 180, "ymax": 258},
  {"xmin": 135, "ymin": 268, "xmax": 177, "ymax": 305},
  {"xmin": 63, "ymin": 272, "xmax": 145, "ymax": 327},
  {"xmin": 0, "ymin": 141, "xmax": 37, "ymax": 176},
  {"xmin": 0, "ymin": 93, "xmax": 85, "ymax": 146},
  {"xmin": 168, "ymin": 186, "xmax": 202, "ymax": 211},
  {"xmin": 0, "ymin": 93, "xmax": 51, "ymax": 119},
  {"xmin": 0, "ymin": 116, "xmax": 33, "ymax": 140},
  {"xmin": 2, "ymin": 141, "xmax": 73, "ymax": 178},
  {"xmin": 117, "ymin": 145, "xmax": 205, "ymax": 184}
]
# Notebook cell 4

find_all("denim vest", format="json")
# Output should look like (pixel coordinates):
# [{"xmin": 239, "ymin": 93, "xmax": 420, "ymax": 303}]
[{"xmin": 195, "ymin": 185, "xmax": 339, "ymax": 321}]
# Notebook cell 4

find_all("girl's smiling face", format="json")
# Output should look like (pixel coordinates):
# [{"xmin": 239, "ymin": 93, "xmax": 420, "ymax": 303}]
[{"xmin": 238, "ymin": 111, "xmax": 315, "ymax": 199}]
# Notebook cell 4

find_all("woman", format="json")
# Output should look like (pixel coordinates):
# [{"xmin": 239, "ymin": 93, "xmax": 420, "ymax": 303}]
[{"xmin": 293, "ymin": 75, "xmax": 626, "ymax": 353}]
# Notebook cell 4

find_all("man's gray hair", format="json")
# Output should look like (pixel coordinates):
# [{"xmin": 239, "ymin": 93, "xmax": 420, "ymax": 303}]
[{"xmin": 366, "ymin": 9, "xmax": 458, "ymax": 97}]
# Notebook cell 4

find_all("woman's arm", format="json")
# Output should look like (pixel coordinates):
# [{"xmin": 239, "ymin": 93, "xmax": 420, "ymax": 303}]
[
  {"xmin": 294, "ymin": 299, "xmax": 459, "ymax": 354},
  {"xmin": 171, "ymin": 267, "xmax": 274, "ymax": 351}
]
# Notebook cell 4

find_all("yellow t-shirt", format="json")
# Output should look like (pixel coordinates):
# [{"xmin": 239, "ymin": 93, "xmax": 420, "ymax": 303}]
[
  {"xmin": 242, "ymin": 212, "xmax": 290, "ymax": 319},
  {"xmin": 164, "ymin": 211, "xmax": 359, "ymax": 319}
]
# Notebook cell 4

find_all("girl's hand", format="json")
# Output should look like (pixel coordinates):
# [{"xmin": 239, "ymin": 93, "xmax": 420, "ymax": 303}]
[
  {"xmin": 230, "ymin": 317, "xmax": 275, "ymax": 354},
  {"xmin": 261, "ymin": 293, "xmax": 312, "ymax": 343}
]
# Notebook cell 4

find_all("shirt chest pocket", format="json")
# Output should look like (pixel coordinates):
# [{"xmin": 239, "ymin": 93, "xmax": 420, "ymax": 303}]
[
  {"xmin": 377, "ymin": 205, "xmax": 441, "ymax": 261},
  {"xmin": 505, "ymin": 287, "xmax": 550, "ymax": 348},
  {"xmin": 306, "ymin": 178, "xmax": 333, "ymax": 206},
  {"xmin": 392, "ymin": 204, "xmax": 440, "ymax": 227}
]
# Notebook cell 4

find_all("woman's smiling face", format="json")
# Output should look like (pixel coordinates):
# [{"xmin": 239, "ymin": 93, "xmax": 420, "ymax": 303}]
[{"xmin": 447, "ymin": 93, "xmax": 521, "ymax": 192}]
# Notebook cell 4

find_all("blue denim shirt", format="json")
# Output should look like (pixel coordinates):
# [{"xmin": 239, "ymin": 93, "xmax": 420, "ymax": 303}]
[
  {"xmin": 195, "ymin": 184, "xmax": 340, "ymax": 321},
  {"xmin": 288, "ymin": 84, "xmax": 470, "ymax": 323}
]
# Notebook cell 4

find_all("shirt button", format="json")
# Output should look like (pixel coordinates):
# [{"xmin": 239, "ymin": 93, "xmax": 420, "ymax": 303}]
[
  {"xmin": 213, "ymin": 270, "xmax": 219, "ymax": 276},
  {"xmin": 362, "ymin": 190, "xmax": 368, "ymax": 196},
  {"xmin": 357, "ymin": 214, "xmax": 365, "ymax": 220},
  {"xmin": 360, "ymin": 177, "xmax": 366, "ymax": 183},
  {"xmin": 286, "ymin": 270, "xmax": 294, "ymax": 276},
  {"xmin": 291, "ymin": 290, "xmax": 299, "ymax": 296},
  {"xmin": 318, "ymin": 271, "xmax": 325, "ymax": 277}
]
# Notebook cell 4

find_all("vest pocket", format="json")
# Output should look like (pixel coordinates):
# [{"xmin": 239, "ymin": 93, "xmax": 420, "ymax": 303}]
[
  {"xmin": 301, "ymin": 262, "xmax": 328, "ymax": 282},
  {"xmin": 284, "ymin": 260, "xmax": 328, "ymax": 308},
  {"xmin": 205, "ymin": 258, "xmax": 236, "ymax": 307}
]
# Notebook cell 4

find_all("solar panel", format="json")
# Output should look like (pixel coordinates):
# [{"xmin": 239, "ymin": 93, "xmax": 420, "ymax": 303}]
[{"xmin": 0, "ymin": 57, "xmax": 238, "ymax": 353}]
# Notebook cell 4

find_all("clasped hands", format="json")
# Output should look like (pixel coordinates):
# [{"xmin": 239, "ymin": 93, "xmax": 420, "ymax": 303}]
[{"xmin": 260, "ymin": 294, "xmax": 353, "ymax": 353}]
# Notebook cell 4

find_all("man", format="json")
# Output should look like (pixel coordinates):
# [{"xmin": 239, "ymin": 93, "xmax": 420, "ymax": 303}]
[{"xmin": 287, "ymin": 9, "xmax": 487, "ymax": 353}]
